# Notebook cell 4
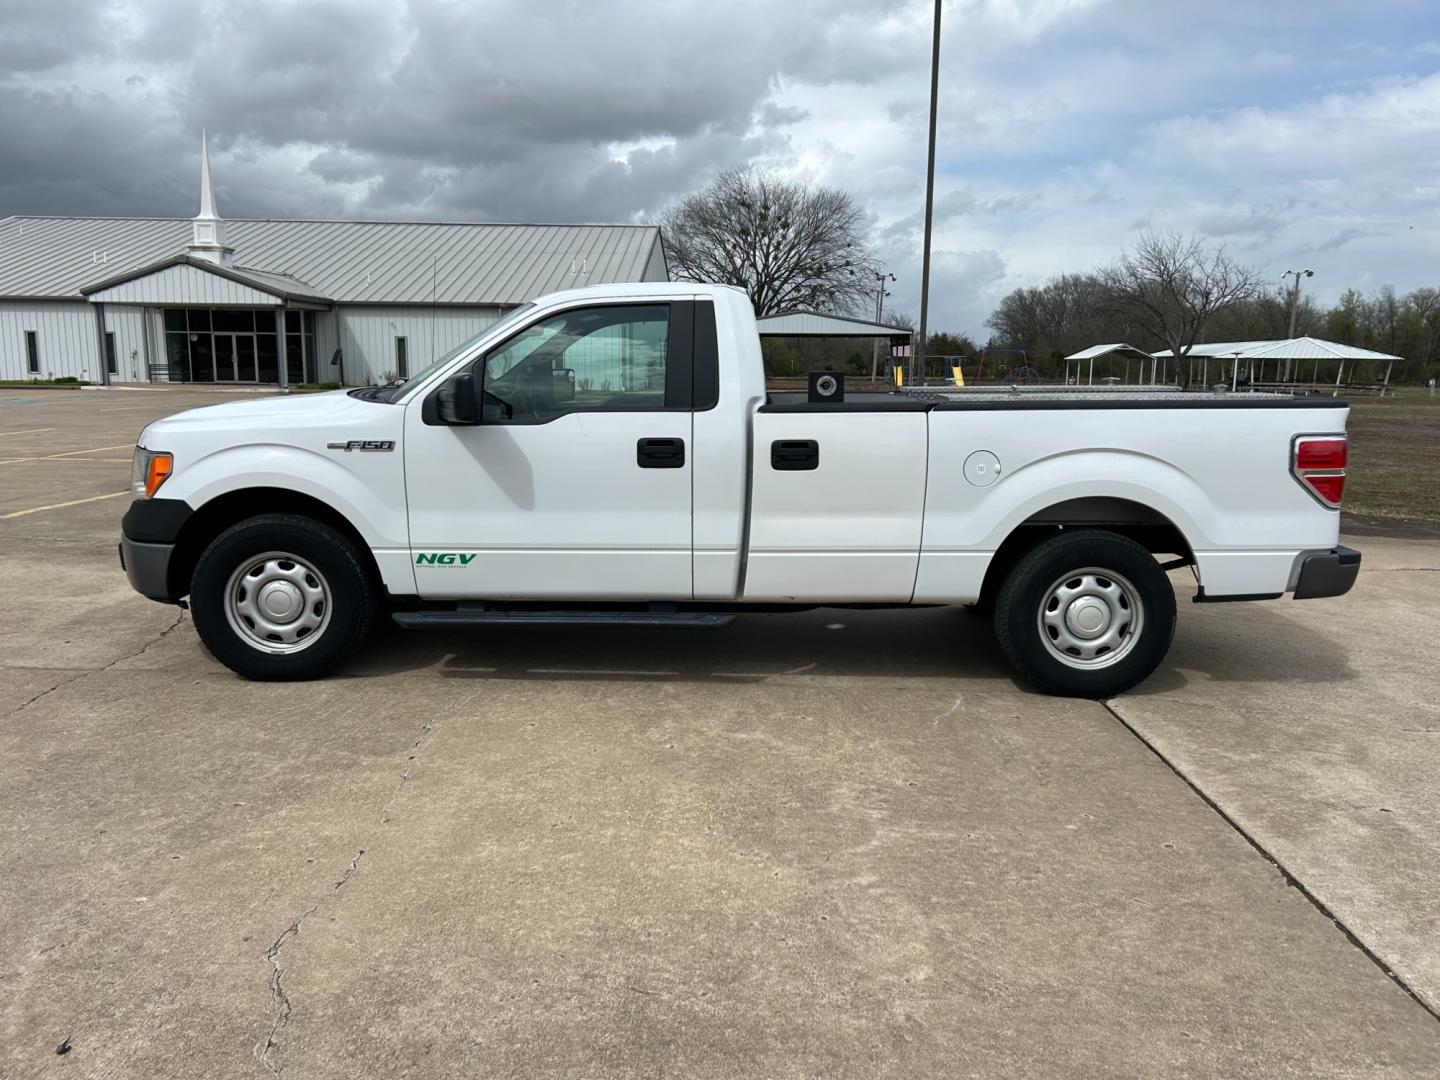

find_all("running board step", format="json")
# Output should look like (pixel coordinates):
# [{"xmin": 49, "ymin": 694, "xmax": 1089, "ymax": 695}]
[{"xmin": 392, "ymin": 609, "xmax": 734, "ymax": 629}]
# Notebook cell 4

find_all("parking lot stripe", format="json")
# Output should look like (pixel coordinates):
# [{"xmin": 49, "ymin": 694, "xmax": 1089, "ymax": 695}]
[
  {"xmin": 0, "ymin": 491, "xmax": 130, "ymax": 519},
  {"xmin": 0, "ymin": 444, "xmax": 134, "ymax": 465},
  {"xmin": 0, "ymin": 428, "xmax": 56, "ymax": 438}
]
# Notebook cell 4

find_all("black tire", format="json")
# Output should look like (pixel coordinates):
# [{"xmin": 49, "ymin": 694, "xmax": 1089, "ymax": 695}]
[
  {"xmin": 190, "ymin": 513, "xmax": 376, "ymax": 681},
  {"xmin": 993, "ymin": 529, "xmax": 1176, "ymax": 698}
]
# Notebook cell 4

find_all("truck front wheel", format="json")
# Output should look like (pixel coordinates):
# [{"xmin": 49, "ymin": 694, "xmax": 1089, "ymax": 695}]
[
  {"xmin": 190, "ymin": 513, "xmax": 376, "ymax": 681},
  {"xmin": 993, "ymin": 530, "xmax": 1176, "ymax": 698}
]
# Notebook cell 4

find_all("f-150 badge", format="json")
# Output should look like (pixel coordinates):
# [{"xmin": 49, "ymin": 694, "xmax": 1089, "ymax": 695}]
[{"xmin": 326, "ymin": 440, "xmax": 394, "ymax": 452}]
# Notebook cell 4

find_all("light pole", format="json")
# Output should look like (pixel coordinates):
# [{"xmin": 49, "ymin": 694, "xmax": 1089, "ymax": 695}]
[
  {"xmin": 915, "ymin": 0, "xmax": 942, "ymax": 388},
  {"xmin": 871, "ymin": 271, "xmax": 895, "ymax": 380},
  {"xmin": 1281, "ymin": 269, "xmax": 1313, "ymax": 383},
  {"xmin": 1283, "ymin": 268, "xmax": 1313, "ymax": 339}
]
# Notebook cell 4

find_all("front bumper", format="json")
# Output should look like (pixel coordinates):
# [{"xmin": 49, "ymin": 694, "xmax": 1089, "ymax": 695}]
[
  {"xmin": 1293, "ymin": 545, "xmax": 1362, "ymax": 600},
  {"xmin": 118, "ymin": 497, "xmax": 191, "ymax": 604},
  {"xmin": 119, "ymin": 535, "xmax": 178, "ymax": 603}
]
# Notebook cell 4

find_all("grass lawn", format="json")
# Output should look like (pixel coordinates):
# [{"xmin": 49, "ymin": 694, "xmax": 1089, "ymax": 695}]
[{"xmin": 1344, "ymin": 389, "xmax": 1440, "ymax": 528}]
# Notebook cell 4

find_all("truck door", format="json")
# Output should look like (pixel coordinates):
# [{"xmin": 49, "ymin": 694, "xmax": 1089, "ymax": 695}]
[{"xmin": 403, "ymin": 301, "xmax": 695, "ymax": 600}]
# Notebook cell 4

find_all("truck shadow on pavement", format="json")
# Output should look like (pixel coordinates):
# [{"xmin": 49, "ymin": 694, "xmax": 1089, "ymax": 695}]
[
  {"xmin": 1112, "ymin": 595, "xmax": 1358, "ymax": 696},
  {"xmin": 333, "ymin": 595, "xmax": 1356, "ymax": 695},
  {"xmin": 341, "ymin": 606, "xmax": 1007, "ymax": 685}
]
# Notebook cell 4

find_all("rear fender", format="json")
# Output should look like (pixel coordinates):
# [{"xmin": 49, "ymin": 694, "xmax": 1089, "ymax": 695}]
[{"xmin": 917, "ymin": 449, "xmax": 1210, "ymax": 603}]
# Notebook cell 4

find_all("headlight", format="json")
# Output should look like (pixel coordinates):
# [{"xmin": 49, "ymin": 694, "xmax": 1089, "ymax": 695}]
[{"xmin": 132, "ymin": 447, "xmax": 174, "ymax": 499}]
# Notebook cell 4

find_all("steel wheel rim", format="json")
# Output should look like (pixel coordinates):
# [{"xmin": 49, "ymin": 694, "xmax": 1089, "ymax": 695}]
[
  {"xmin": 1036, "ymin": 566, "xmax": 1144, "ymax": 670},
  {"xmin": 224, "ymin": 551, "xmax": 332, "ymax": 654}
]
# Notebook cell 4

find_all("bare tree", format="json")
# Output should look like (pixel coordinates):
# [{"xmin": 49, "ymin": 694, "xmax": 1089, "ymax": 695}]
[
  {"xmin": 661, "ymin": 167, "xmax": 880, "ymax": 317},
  {"xmin": 1098, "ymin": 232, "xmax": 1263, "ymax": 385},
  {"xmin": 985, "ymin": 273, "xmax": 1120, "ymax": 374}
]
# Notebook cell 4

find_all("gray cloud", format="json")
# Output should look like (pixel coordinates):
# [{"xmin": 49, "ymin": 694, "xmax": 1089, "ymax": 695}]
[
  {"xmin": 1292, "ymin": 226, "xmax": 1371, "ymax": 256},
  {"xmin": 0, "ymin": 0, "xmax": 906, "ymax": 222}
]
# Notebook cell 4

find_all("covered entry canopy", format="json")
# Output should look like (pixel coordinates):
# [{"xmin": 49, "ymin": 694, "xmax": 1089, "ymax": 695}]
[
  {"xmin": 80, "ymin": 255, "xmax": 331, "ymax": 387},
  {"xmin": 80, "ymin": 254, "xmax": 331, "ymax": 309}
]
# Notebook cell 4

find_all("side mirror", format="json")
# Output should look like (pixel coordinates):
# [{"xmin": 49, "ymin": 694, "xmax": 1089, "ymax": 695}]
[
  {"xmin": 552, "ymin": 367, "xmax": 576, "ymax": 403},
  {"xmin": 436, "ymin": 372, "xmax": 479, "ymax": 425}
]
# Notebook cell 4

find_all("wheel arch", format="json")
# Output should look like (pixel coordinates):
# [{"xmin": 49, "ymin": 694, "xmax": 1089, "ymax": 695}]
[
  {"xmin": 977, "ymin": 497, "xmax": 1194, "ymax": 607},
  {"xmin": 168, "ymin": 487, "xmax": 382, "ymax": 600}
]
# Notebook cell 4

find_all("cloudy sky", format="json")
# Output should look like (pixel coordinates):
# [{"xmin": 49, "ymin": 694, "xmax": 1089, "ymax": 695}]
[{"xmin": 3, "ymin": 0, "xmax": 1438, "ymax": 336}]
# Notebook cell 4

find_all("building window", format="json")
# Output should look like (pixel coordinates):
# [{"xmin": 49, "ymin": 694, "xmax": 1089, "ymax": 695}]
[
  {"xmin": 284, "ymin": 310, "xmax": 315, "ymax": 384},
  {"xmin": 105, "ymin": 332, "xmax": 117, "ymax": 375},
  {"xmin": 25, "ymin": 330, "xmax": 39, "ymax": 374},
  {"xmin": 395, "ymin": 336, "xmax": 408, "ymax": 379}
]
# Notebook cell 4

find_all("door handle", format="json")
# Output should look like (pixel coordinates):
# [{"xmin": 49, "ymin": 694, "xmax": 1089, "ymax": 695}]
[
  {"xmin": 771, "ymin": 439, "xmax": 819, "ymax": 471},
  {"xmin": 637, "ymin": 437, "xmax": 685, "ymax": 469}
]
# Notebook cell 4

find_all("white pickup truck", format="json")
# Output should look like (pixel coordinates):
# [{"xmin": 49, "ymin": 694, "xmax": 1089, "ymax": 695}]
[{"xmin": 120, "ymin": 282, "xmax": 1359, "ymax": 697}]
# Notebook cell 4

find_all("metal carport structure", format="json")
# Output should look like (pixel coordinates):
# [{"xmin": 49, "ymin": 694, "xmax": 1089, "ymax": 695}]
[
  {"xmin": 756, "ymin": 310, "xmax": 916, "ymax": 383},
  {"xmin": 1151, "ymin": 337, "xmax": 1401, "ymax": 394},
  {"xmin": 1062, "ymin": 343, "xmax": 1157, "ymax": 386}
]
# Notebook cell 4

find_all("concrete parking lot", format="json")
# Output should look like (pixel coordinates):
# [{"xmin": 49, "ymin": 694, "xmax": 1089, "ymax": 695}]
[{"xmin": 2, "ymin": 386, "xmax": 1438, "ymax": 1078}]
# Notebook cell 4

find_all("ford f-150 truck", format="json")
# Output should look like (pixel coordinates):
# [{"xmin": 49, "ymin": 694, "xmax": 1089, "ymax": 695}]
[{"xmin": 119, "ymin": 282, "xmax": 1359, "ymax": 697}]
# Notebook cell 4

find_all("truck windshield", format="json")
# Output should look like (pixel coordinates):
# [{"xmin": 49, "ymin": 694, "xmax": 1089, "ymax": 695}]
[{"xmin": 388, "ymin": 303, "xmax": 536, "ymax": 403}]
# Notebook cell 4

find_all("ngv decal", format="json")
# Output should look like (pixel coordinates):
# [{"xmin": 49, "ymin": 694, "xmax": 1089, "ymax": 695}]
[
  {"xmin": 415, "ymin": 552, "xmax": 477, "ymax": 566},
  {"xmin": 327, "ymin": 439, "xmax": 395, "ymax": 452}
]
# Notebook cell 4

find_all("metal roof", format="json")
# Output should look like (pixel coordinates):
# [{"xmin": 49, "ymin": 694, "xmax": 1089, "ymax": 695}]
[
  {"xmin": 1064, "ymin": 342, "xmax": 1155, "ymax": 361},
  {"xmin": 756, "ymin": 309, "xmax": 913, "ymax": 337},
  {"xmin": 0, "ymin": 216, "xmax": 665, "ymax": 304},
  {"xmin": 1151, "ymin": 337, "xmax": 1400, "ymax": 362}
]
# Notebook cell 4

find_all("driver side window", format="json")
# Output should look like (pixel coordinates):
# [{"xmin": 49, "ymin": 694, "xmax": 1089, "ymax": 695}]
[{"xmin": 481, "ymin": 304, "xmax": 671, "ymax": 423}]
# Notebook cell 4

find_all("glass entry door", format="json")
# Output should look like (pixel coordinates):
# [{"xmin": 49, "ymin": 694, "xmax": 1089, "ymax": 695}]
[{"xmin": 213, "ymin": 334, "xmax": 258, "ymax": 382}]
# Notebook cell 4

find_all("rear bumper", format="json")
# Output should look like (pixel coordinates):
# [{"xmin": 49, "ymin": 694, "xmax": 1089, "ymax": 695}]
[
  {"xmin": 1293, "ymin": 545, "xmax": 1362, "ymax": 600},
  {"xmin": 119, "ymin": 535, "xmax": 179, "ymax": 603}
]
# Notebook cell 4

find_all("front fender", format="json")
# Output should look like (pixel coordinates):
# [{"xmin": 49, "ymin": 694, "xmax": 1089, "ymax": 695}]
[{"xmin": 162, "ymin": 443, "xmax": 408, "ymax": 551}]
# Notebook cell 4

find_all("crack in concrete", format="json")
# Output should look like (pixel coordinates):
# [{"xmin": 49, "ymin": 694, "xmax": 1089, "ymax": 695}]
[
  {"xmin": 1102, "ymin": 697, "xmax": 1440, "ymax": 1026},
  {"xmin": 254, "ymin": 713, "xmax": 439, "ymax": 1073},
  {"xmin": 255, "ymin": 906, "xmax": 316, "ymax": 1075},
  {"xmin": 3, "ymin": 609, "xmax": 186, "ymax": 721}
]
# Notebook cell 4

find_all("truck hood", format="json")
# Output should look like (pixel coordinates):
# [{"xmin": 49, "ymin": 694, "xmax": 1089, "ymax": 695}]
[{"xmin": 139, "ymin": 390, "xmax": 387, "ymax": 444}]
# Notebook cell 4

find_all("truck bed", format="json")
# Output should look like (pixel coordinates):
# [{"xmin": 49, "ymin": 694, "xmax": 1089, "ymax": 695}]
[{"xmin": 748, "ymin": 385, "xmax": 1349, "ymax": 605}]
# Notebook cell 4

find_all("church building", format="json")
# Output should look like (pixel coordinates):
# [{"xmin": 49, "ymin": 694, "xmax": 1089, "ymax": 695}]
[{"xmin": 0, "ymin": 135, "xmax": 668, "ymax": 386}]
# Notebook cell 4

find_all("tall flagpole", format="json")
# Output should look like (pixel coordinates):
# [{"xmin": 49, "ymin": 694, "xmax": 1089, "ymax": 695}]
[{"xmin": 914, "ymin": 0, "xmax": 942, "ymax": 387}]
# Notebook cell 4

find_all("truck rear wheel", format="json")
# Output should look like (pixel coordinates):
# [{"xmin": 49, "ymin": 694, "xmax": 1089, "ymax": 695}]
[
  {"xmin": 190, "ymin": 513, "xmax": 375, "ymax": 681},
  {"xmin": 993, "ymin": 530, "xmax": 1175, "ymax": 698}
]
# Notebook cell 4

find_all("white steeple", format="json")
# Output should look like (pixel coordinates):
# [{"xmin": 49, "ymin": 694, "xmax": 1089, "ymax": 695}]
[{"xmin": 189, "ymin": 130, "xmax": 234, "ymax": 266}]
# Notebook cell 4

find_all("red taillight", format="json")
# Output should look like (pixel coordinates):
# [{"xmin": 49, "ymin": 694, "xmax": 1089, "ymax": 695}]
[
  {"xmin": 1292, "ymin": 436, "xmax": 1347, "ymax": 509},
  {"xmin": 1295, "ymin": 438, "xmax": 1348, "ymax": 471},
  {"xmin": 1305, "ymin": 473, "xmax": 1345, "ymax": 505}
]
